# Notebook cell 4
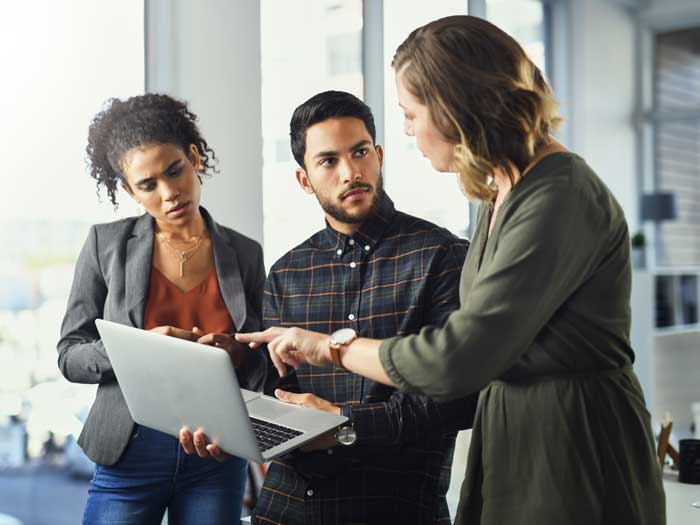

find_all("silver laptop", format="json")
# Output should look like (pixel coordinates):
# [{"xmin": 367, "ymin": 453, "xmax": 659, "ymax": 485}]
[{"xmin": 95, "ymin": 319, "xmax": 347, "ymax": 463}]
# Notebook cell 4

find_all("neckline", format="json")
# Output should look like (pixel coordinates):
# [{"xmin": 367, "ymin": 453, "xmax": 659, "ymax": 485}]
[
  {"xmin": 151, "ymin": 265, "xmax": 216, "ymax": 294},
  {"xmin": 477, "ymin": 151, "xmax": 575, "ymax": 270},
  {"xmin": 490, "ymin": 150, "xmax": 575, "ymax": 223}
]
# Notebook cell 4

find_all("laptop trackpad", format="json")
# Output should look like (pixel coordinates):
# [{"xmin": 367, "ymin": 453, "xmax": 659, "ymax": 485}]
[{"xmin": 246, "ymin": 396, "xmax": 298, "ymax": 421}]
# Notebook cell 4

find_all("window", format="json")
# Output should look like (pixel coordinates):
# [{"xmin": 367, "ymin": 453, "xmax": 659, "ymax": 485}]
[
  {"xmin": 0, "ymin": 2, "xmax": 144, "ymax": 522},
  {"xmin": 383, "ymin": 0, "xmax": 470, "ymax": 239},
  {"xmin": 653, "ymin": 28, "xmax": 700, "ymax": 269},
  {"xmin": 647, "ymin": 26, "xmax": 700, "ymax": 330},
  {"xmin": 261, "ymin": 0, "xmax": 364, "ymax": 268},
  {"xmin": 486, "ymin": 0, "xmax": 548, "ymax": 74}
]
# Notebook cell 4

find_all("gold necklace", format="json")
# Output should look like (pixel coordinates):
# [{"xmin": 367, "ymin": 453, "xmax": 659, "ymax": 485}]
[{"xmin": 157, "ymin": 232, "xmax": 204, "ymax": 277}]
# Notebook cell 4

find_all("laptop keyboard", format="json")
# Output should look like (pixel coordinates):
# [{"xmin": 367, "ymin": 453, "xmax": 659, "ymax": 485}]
[{"xmin": 250, "ymin": 417, "xmax": 303, "ymax": 452}]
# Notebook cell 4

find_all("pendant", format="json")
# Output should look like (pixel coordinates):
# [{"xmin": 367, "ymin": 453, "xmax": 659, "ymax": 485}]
[{"xmin": 180, "ymin": 254, "xmax": 186, "ymax": 277}]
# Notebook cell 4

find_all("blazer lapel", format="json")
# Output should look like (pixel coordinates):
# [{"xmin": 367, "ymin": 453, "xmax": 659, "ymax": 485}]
[
  {"xmin": 204, "ymin": 209, "xmax": 247, "ymax": 331},
  {"xmin": 125, "ymin": 214, "xmax": 154, "ymax": 328}
]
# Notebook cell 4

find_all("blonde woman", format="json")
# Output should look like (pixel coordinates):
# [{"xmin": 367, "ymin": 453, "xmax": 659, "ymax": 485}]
[{"xmin": 232, "ymin": 15, "xmax": 665, "ymax": 525}]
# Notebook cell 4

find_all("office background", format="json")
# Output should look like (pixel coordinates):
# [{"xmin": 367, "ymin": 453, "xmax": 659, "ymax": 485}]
[{"xmin": 0, "ymin": 0, "xmax": 698, "ymax": 523}]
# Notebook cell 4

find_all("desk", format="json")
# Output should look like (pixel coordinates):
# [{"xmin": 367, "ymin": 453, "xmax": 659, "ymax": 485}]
[{"xmin": 664, "ymin": 469, "xmax": 700, "ymax": 524}]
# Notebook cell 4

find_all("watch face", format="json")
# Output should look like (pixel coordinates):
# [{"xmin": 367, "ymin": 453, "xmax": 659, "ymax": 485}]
[
  {"xmin": 336, "ymin": 426, "xmax": 357, "ymax": 446},
  {"xmin": 330, "ymin": 327, "xmax": 357, "ymax": 345}
]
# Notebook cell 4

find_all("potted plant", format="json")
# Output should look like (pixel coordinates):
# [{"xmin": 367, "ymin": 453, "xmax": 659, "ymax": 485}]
[{"xmin": 631, "ymin": 231, "xmax": 646, "ymax": 269}]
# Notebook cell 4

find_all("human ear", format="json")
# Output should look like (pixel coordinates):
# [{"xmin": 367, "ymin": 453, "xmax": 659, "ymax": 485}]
[{"xmin": 295, "ymin": 168, "xmax": 314, "ymax": 195}]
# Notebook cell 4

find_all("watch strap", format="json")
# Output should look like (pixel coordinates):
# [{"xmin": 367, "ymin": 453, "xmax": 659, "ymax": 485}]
[{"xmin": 329, "ymin": 342, "xmax": 347, "ymax": 370}]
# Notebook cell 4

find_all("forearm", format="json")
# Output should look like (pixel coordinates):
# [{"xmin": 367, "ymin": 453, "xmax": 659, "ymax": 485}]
[
  {"xmin": 57, "ymin": 225, "xmax": 113, "ymax": 385},
  {"xmin": 57, "ymin": 338, "xmax": 114, "ymax": 384},
  {"xmin": 337, "ymin": 337, "xmax": 394, "ymax": 387},
  {"xmin": 345, "ymin": 392, "xmax": 476, "ymax": 446}
]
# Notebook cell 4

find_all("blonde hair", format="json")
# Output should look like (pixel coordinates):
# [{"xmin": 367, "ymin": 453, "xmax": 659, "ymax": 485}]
[{"xmin": 393, "ymin": 15, "xmax": 562, "ymax": 201}]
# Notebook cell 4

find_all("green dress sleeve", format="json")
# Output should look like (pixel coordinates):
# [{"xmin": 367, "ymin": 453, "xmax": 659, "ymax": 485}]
[{"xmin": 378, "ymin": 170, "xmax": 624, "ymax": 401}]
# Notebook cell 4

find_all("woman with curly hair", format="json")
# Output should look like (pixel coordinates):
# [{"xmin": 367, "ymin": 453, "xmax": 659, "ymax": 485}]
[
  {"xmin": 233, "ymin": 16, "xmax": 666, "ymax": 524},
  {"xmin": 58, "ymin": 93, "xmax": 267, "ymax": 524}
]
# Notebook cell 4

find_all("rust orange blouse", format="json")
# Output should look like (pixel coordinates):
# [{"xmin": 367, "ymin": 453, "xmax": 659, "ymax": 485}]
[{"xmin": 143, "ymin": 266, "xmax": 235, "ymax": 334}]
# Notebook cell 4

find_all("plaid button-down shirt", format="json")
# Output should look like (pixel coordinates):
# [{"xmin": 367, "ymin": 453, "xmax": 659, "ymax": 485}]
[{"xmin": 253, "ymin": 194, "xmax": 476, "ymax": 525}]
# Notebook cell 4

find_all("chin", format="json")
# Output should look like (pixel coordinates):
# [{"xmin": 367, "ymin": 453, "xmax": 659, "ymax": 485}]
[
  {"xmin": 346, "ymin": 204, "xmax": 373, "ymax": 220},
  {"xmin": 429, "ymin": 159, "xmax": 451, "ymax": 173}
]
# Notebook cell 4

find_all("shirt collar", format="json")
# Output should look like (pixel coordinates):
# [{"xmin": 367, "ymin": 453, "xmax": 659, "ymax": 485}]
[{"xmin": 323, "ymin": 192, "xmax": 396, "ymax": 254}]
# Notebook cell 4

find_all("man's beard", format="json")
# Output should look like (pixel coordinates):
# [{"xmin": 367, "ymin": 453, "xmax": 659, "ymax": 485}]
[{"xmin": 314, "ymin": 173, "xmax": 384, "ymax": 225}]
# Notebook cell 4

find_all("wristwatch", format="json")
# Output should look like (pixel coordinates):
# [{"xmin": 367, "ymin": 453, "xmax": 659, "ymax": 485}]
[
  {"xmin": 328, "ymin": 328, "xmax": 357, "ymax": 370},
  {"xmin": 335, "ymin": 424, "xmax": 357, "ymax": 446}
]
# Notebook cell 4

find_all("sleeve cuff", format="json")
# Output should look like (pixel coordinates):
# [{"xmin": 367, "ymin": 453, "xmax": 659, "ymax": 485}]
[{"xmin": 378, "ymin": 336, "xmax": 415, "ymax": 393}]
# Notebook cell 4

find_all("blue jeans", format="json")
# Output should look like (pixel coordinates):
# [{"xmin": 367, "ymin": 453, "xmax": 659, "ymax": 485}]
[{"xmin": 83, "ymin": 425, "xmax": 247, "ymax": 524}]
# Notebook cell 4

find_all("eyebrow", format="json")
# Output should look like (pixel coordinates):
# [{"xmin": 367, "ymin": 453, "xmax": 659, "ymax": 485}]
[
  {"xmin": 134, "ymin": 159, "xmax": 182, "ymax": 186},
  {"xmin": 312, "ymin": 140, "xmax": 372, "ymax": 160}
]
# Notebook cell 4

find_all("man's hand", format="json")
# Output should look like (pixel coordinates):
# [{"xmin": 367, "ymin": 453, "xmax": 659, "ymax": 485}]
[
  {"xmin": 274, "ymin": 389, "xmax": 341, "ymax": 415},
  {"xmin": 179, "ymin": 427, "xmax": 231, "ymax": 463},
  {"xmin": 274, "ymin": 389, "xmax": 340, "ymax": 452},
  {"xmin": 235, "ymin": 327, "xmax": 332, "ymax": 377}
]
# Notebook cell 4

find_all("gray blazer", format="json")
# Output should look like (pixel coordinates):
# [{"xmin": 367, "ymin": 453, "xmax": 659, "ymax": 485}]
[{"xmin": 57, "ymin": 207, "xmax": 269, "ymax": 466}]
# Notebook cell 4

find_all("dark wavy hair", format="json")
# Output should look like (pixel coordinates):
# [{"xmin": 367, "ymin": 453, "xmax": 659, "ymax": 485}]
[
  {"xmin": 393, "ymin": 16, "xmax": 561, "ymax": 201},
  {"xmin": 85, "ymin": 93, "xmax": 218, "ymax": 208}
]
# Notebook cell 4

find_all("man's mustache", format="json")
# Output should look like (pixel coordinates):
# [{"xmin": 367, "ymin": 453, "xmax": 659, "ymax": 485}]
[{"xmin": 340, "ymin": 183, "xmax": 373, "ymax": 199}]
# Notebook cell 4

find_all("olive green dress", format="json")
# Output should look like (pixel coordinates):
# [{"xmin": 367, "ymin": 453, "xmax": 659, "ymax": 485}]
[{"xmin": 379, "ymin": 152, "xmax": 665, "ymax": 524}]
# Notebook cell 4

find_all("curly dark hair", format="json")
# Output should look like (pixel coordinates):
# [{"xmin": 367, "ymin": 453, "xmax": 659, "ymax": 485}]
[{"xmin": 85, "ymin": 93, "xmax": 218, "ymax": 208}]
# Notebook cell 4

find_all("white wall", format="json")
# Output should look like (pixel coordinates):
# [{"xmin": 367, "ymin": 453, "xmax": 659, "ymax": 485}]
[
  {"xmin": 146, "ymin": 0, "xmax": 263, "ymax": 245},
  {"xmin": 567, "ymin": 0, "xmax": 639, "ymax": 233}
]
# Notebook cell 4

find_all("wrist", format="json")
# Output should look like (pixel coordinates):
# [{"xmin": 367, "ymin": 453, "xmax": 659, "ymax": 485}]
[
  {"xmin": 230, "ymin": 340, "xmax": 247, "ymax": 368},
  {"xmin": 337, "ymin": 344, "xmax": 348, "ymax": 370},
  {"xmin": 316, "ymin": 333, "xmax": 334, "ymax": 366},
  {"xmin": 328, "ymin": 328, "xmax": 357, "ymax": 370},
  {"xmin": 335, "ymin": 422, "xmax": 357, "ymax": 447}
]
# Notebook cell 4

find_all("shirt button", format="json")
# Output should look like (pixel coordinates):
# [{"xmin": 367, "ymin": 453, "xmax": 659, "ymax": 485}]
[
  {"xmin": 364, "ymin": 245, "xmax": 370, "ymax": 251},
  {"xmin": 327, "ymin": 448, "xmax": 334, "ymax": 455},
  {"xmin": 348, "ymin": 314, "xmax": 355, "ymax": 321},
  {"xmin": 349, "ymin": 239, "xmax": 355, "ymax": 245},
  {"xmin": 307, "ymin": 489, "xmax": 314, "ymax": 497},
  {"xmin": 336, "ymin": 249, "xmax": 342, "ymax": 256},
  {"xmin": 349, "ymin": 261, "xmax": 356, "ymax": 269}
]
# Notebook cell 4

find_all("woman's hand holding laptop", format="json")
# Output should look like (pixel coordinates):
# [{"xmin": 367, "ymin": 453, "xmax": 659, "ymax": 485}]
[
  {"xmin": 152, "ymin": 324, "xmax": 254, "ymax": 463},
  {"xmin": 179, "ymin": 428, "xmax": 231, "ymax": 463},
  {"xmin": 149, "ymin": 325, "xmax": 200, "ymax": 341},
  {"xmin": 192, "ymin": 327, "xmax": 248, "ymax": 368},
  {"xmin": 178, "ymin": 388, "xmax": 342, "ymax": 460},
  {"xmin": 150, "ymin": 325, "xmax": 249, "ymax": 368}
]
